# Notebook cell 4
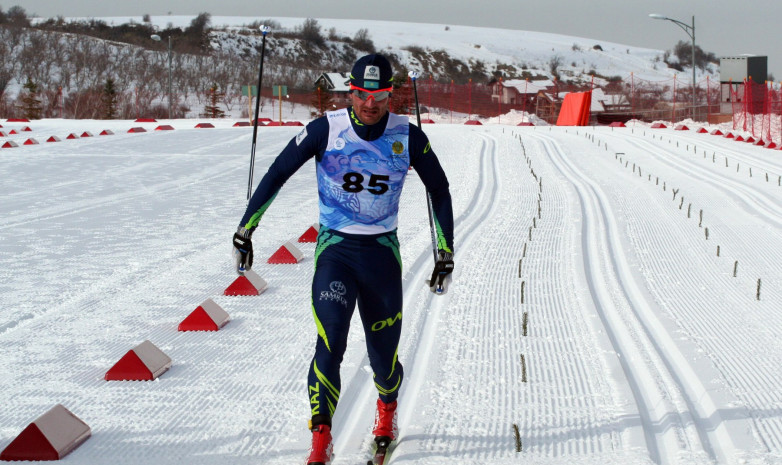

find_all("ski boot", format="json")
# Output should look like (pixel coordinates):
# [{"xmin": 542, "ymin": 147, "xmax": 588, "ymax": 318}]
[
  {"xmin": 371, "ymin": 399, "xmax": 398, "ymax": 441},
  {"xmin": 306, "ymin": 422, "xmax": 333, "ymax": 465}
]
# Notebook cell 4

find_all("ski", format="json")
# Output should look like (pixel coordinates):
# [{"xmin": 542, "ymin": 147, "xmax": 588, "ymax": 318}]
[{"xmin": 366, "ymin": 436, "xmax": 393, "ymax": 465}]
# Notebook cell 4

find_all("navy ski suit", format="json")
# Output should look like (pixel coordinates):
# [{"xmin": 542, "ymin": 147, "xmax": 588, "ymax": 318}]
[{"xmin": 238, "ymin": 107, "xmax": 454, "ymax": 424}]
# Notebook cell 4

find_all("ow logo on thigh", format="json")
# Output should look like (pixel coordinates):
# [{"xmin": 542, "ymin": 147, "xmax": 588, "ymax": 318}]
[{"xmin": 371, "ymin": 312, "xmax": 402, "ymax": 332}]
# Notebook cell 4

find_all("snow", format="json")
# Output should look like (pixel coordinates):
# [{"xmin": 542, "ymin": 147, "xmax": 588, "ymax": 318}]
[
  {"xmin": 1, "ymin": 115, "xmax": 781, "ymax": 465},
  {"xmin": 55, "ymin": 15, "xmax": 710, "ymax": 84}
]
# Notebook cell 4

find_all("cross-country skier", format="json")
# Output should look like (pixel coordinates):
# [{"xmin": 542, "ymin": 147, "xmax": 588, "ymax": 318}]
[{"xmin": 232, "ymin": 54, "xmax": 454, "ymax": 465}]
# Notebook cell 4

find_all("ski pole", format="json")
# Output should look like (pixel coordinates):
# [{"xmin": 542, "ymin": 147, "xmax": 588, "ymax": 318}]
[
  {"xmin": 408, "ymin": 71, "xmax": 439, "ymax": 263},
  {"xmin": 247, "ymin": 25, "xmax": 271, "ymax": 202}
]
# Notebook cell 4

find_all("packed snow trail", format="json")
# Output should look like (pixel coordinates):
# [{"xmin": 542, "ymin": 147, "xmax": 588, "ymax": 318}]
[
  {"xmin": 533, "ymin": 132, "xmax": 760, "ymax": 464},
  {"xmin": 0, "ymin": 121, "xmax": 780, "ymax": 465},
  {"xmin": 568, "ymin": 127, "xmax": 782, "ymax": 456}
]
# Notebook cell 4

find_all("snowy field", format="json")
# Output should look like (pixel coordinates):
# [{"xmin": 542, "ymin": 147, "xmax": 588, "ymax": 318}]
[{"xmin": 1, "ymin": 117, "xmax": 781, "ymax": 465}]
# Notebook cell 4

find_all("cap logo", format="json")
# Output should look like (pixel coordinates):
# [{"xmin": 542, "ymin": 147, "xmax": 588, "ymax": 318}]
[{"xmin": 364, "ymin": 65, "xmax": 380, "ymax": 80}]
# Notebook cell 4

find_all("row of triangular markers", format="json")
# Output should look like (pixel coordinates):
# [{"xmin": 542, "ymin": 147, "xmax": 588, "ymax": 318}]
[{"xmin": 0, "ymin": 224, "xmax": 320, "ymax": 461}]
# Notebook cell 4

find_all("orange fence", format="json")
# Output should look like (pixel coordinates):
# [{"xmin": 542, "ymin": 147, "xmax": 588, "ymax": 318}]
[{"xmin": 5, "ymin": 74, "xmax": 782, "ymax": 145}]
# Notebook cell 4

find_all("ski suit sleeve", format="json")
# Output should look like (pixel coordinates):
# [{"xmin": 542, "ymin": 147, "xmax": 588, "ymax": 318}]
[
  {"xmin": 408, "ymin": 123, "xmax": 454, "ymax": 254},
  {"xmin": 239, "ymin": 117, "xmax": 328, "ymax": 230}
]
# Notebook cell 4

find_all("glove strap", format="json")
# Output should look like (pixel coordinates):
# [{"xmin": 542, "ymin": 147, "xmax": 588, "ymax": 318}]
[{"xmin": 236, "ymin": 226, "xmax": 253, "ymax": 238}]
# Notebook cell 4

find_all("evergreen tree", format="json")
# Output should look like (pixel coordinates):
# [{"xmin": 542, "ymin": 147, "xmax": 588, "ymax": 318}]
[
  {"xmin": 203, "ymin": 83, "xmax": 225, "ymax": 118},
  {"xmin": 101, "ymin": 78, "xmax": 118, "ymax": 119},
  {"xmin": 19, "ymin": 78, "xmax": 42, "ymax": 119},
  {"xmin": 310, "ymin": 83, "xmax": 335, "ymax": 118}
]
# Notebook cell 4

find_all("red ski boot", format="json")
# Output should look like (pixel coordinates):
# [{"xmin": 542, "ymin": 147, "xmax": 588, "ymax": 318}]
[
  {"xmin": 371, "ymin": 399, "xmax": 398, "ymax": 441},
  {"xmin": 306, "ymin": 424, "xmax": 333, "ymax": 465}
]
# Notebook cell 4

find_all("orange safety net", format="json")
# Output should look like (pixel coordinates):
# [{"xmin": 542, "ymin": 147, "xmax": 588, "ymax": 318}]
[{"xmin": 556, "ymin": 91, "xmax": 591, "ymax": 126}]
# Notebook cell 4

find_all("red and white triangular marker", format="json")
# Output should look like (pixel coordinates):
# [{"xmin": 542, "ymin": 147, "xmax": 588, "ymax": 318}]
[
  {"xmin": 0, "ymin": 404, "xmax": 91, "ymax": 461},
  {"xmin": 80, "ymin": 131, "xmax": 93, "ymax": 137},
  {"xmin": 298, "ymin": 224, "xmax": 319, "ymax": 243},
  {"xmin": 99, "ymin": 129, "xmax": 114, "ymax": 136},
  {"xmin": 178, "ymin": 298, "xmax": 230, "ymax": 331},
  {"xmin": 66, "ymin": 133, "xmax": 79, "ymax": 139},
  {"xmin": 46, "ymin": 136, "xmax": 61, "ymax": 142},
  {"xmin": 105, "ymin": 340, "xmax": 172, "ymax": 381},
  {"xmin": 2, "ymin": 141, "xmax": 18, "ymax": 148},
  {"xmin": 268, "ymin": 241, "xmax": 304, "ymax": 264},
  {"xmin": 224, "ymin": 269, "xmax": 268, "ymax": 296},
  {"xmin": 23, "ymin": 138, "xmax": 39, "ymax": 145}
]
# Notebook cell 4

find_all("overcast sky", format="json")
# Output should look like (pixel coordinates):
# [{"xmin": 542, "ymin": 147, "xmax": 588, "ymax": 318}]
[{"xmin": 10, "ymin": 0, "xmax": 782, "ymax": 78}]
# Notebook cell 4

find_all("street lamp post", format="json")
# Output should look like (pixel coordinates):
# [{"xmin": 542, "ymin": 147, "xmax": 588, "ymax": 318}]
[
  {"xmin": 649, "ymin": 13, "xmax": 696, "ymax": 121},
  {"xmin": 150, "ymin": 34, "xmax": 173, "ymax": 119}
]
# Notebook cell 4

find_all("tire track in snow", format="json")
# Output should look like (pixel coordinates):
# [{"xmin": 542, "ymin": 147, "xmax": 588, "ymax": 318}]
[{"xmin": 533, "ymin": 133, "xmax": 755, "ymax": 464}]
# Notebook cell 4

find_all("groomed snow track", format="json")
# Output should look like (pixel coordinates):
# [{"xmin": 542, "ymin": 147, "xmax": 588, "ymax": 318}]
[{"xmin": 0, "ymin": 123, "xmax": 779, "ymax": 465}]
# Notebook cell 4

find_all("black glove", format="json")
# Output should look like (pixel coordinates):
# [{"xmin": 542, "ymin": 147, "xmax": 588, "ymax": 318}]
[
  {"xmin": 428, "ymin": 250, "xmax": 454, "ymax": 295},
  {"xmin": 232, "ymin": 227, "xmax": 254, "ymax": 275}
]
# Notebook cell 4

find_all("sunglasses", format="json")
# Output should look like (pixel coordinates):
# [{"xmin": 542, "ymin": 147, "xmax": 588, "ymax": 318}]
[{"xmin": 351, "ymin": 87, "xmax": 392, "ymax": 102}]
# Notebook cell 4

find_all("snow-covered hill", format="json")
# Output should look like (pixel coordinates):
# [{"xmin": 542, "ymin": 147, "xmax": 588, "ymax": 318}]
[
  {"xmin": 38, "ymin": 14, "xmax": 716, "ymax": 86},
  {"xmin": 0, "ymin": 117, "xmax": 780, "ymax": 464}
]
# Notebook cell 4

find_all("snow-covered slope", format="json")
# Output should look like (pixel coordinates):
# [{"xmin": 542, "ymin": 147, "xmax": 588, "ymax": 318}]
[
  {"xmin": 1, "ymin": 118, "xmax": 780, "ymax": 464},
  {"xmin": 70, "ymin": 15, "xmax": 713, "ymax": 83}
]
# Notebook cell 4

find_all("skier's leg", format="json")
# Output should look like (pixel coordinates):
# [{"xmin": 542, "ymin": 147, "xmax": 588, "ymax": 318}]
[
  {"xmin": 307, "ymin": 235, "xmax": 357, "ymax": 426},
  {"xmin": 357, "ymin": 233, "xmax": 404, "ymax": 405}
]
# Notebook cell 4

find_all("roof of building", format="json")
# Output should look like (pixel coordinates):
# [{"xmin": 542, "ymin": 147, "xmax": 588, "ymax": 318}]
[
  {"xmin": 501, "ymin": 79, "xmax": 559, "ymax": 93},
  {"xmin": 317, "ymin": 72, "xmax": 350, "ymax": 92}
]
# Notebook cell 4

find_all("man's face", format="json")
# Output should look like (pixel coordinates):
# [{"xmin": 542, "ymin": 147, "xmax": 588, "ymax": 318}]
[{"xmin": 350, "ymin": 90, "xmax": 390, "ymax": 125}]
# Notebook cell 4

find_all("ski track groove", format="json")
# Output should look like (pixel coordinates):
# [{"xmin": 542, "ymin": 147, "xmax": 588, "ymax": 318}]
[
  {"xmin": 520, "ymin": 134, "xmax": 628, "ymax": 461},
  {"xmin": 532, "ymin": 130, "xmax": 776, "ymax": 460},
  {"xmin": 575, "ymin": 128, "xmax": 782, "ymax": 456},
  {"xmin": 600, "ymin": 130, "xmax": 782, "ymax": 284},
  {"xmin": 600, "ymin": 131, "xmax": 782, "ymax": 228},
  {"xmin": 2, "ymin": 125, "xmax": 779, "ymax": 464},
  {"xmin": 536, "ymin": 133, "xmax": 692, "ymax": 462}
]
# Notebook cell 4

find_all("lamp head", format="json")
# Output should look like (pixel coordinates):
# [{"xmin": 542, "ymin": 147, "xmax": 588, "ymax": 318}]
[
  {"xmin": 649, "ymin": 13, "xmax": 668, "ymax": 20},
  {"xmin": 150, "ymin": 34, "xmax": 162, "ymax": 41}
]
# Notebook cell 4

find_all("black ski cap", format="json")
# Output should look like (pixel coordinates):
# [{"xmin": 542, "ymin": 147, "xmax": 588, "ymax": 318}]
[{"xmin": 349, "ymin": 54, "xmax": 394, "ymax": 91}]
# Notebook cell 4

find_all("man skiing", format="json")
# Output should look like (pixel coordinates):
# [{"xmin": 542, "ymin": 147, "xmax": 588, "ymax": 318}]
[{"xmin": 232, "ymin": 54, "xmax": 454, "ymax": 465}]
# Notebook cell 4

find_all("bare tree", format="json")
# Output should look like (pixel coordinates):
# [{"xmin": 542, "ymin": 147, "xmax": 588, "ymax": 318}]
[
  {"xmin": 300, "ymin": 18, "xmax": 325, "ymax": 47},
  {"xmin": 548, "ymin": 54, "xmax": 563, "ymax": 79},
  {"xmin": 353, "ymin": 28, "xmax": 375, "ymax": 53}
]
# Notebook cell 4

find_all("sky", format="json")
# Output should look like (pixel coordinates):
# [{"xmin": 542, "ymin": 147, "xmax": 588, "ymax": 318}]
[{"xmin": 7, "ymin": 0, "xmax": 782, "ymax": 78}]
